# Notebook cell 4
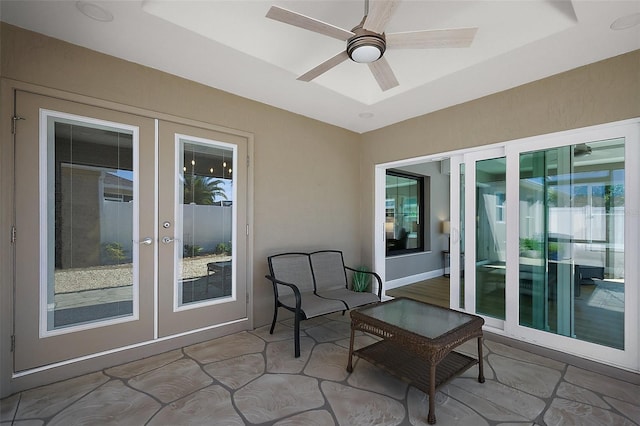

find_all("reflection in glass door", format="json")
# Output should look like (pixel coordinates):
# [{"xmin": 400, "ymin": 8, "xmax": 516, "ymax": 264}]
[
  {"xmin": 178, "ymin": 139, "xmax": 234, "ymax": 305},
  {"xmin": 475, "ymin": 157, "xmax": 507, "ymax": 320},
  {"xmin": 518, "ymin": 139, "xmax": 626, "ymax": 349},
  {"xmin": 459, "ymin": 163, "xmax": 465, "ymax": 309},
  {"xmin": 46, "ymin": 119, "xmax": 137, "ymax": 330}
]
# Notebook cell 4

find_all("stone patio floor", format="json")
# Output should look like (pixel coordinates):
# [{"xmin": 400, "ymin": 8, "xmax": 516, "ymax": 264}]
[{"xmin": 1, "ymin": 311, "xmax": 639, "ymax": 425}]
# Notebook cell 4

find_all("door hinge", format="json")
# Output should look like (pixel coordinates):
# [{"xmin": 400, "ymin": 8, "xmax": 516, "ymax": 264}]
[
  {"xmin": 246, "ymin": 155, "xmax": 250, "ymax": 167},
  {"xmin": 246, "ymin": 224, "xmax": 249, "ymax": 236},
  {"xmin": 10, "ymin": 335, "xmax": 15, "ymax": 352},
  {"xmin": 11, "ymin": 115, "xmax": 25, "ymax": 135},
  {"xmin": 10, "ymin": 226, "xmax": 16, "ymax": 244}
]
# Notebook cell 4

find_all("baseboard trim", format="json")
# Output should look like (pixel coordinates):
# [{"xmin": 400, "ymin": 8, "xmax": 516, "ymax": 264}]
[{"xmin": 385, "ymin": 269, "xmax": 443, "ymax": 291}]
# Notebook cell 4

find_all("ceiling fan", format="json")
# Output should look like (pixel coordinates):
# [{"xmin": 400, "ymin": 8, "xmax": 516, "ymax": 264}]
[
  {"xmin": 266, "ymin": 0, "xmax": 478, "ymax": 91},
  {"xmin": 574, "ymin": 143, "xmax": 593, "ymax": 157}
]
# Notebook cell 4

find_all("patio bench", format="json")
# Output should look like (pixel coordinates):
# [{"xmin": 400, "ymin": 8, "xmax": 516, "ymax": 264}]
[{"xmin": 265, "ymin": 250, "xmax": 382, "ymax": 357}]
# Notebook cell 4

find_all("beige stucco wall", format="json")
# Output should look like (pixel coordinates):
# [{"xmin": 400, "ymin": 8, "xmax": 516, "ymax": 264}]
[{"xmin": 358, "ymin": 50, "xmax": 640, "ymax": 265}]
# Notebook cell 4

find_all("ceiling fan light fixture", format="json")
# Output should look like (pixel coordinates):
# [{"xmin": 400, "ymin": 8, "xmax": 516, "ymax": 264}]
[
  {"xmin": 574, "ymin": 143, "xmax": 592, "ymax": 157},
  {"xmin": 347, "ymin": 26, "xmax": 386, "ymax": 63},
  {"xmin": 349, "ymin": 41, "xmax": 384, "ymax": 63}
]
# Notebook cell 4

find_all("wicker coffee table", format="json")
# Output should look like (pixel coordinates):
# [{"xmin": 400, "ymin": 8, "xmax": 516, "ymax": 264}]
[{"xmin": 347, "ymin": 297, "xmax": 485, "ymax": 424}]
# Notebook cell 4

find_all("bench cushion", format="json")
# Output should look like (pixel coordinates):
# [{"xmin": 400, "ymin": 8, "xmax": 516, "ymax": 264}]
[
  {"xmin": 311, "ymin": 250, "xmax": 379, "ymax": 309},
  {"xmin": 309, "ymin": 250, "xmax": 348, "ymax": 292},
  {"xmin": 316, "ymin": 288, "xmax": 380, "ymax": 309},
  {"xmin": 269, "ymin": 253, "xmax": 315, "ymax": 299},
  {"xmin": 279, "ymin": 292, "xmax": 346, "ymax": 318}
]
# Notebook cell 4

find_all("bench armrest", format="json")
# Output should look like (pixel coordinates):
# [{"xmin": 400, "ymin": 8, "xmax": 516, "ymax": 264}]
[
  {"xmin": 344, "ymin": 266, "xmax": 383, "ymax": 300},
  {"xmin": 265, "ymin": 274, "xmax": 302, "ymax": 310}
]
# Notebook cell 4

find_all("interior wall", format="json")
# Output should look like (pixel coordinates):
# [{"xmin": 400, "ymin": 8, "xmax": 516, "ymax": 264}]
[
  {"xmin": 359, "ymin": 50, "xmax": 640, "ymax": 268},
  {"xmin": 0, "ymin": 23, "xmax": 362, "ymax": 395},
  {"xmin": 385, "ymin": 161, "xmax": 450, "ymax": 282}
]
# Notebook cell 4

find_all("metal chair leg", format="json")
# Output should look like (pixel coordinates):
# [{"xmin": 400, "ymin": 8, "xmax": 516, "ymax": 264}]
[
  {"xmin": 294, "ymin": 313, "xmax": 301, "ymax": 358},
  {"xmin": 269, "ymin": 303, "xmax": 278, "ymax": 334}
]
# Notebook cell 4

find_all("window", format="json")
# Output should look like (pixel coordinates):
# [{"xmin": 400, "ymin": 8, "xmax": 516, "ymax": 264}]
[
  {"xmin": 495, "ymin": 191, "xmax": 505, "ymax": 222},
  {"xmin": 385, "ymin": 170, "xmax": 425, "ymax": 255}
]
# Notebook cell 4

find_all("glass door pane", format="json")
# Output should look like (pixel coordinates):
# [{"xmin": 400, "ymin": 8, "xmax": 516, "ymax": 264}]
[
  {"xmin": 475, "ymin": 157, "xmax": 507, "ymax": 320},
  {"xmin": 518, "ymin": 139, "xmax": 625, "ymax": 349},
  {"xmin": 46, "ymin": 118, "xmax": 136, "ymax": 330},
  {"xmin": 179, "ymin": 139, "xmax": 234, "ymax": 305}
]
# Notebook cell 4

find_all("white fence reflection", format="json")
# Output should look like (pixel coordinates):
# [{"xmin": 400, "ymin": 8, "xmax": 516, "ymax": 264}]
[{"xmin": 100, "ymin": 201, "xmax": 232, "ymax": 262}]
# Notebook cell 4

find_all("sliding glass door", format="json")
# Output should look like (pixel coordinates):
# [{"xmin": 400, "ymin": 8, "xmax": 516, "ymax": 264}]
[
  {"xmin": 514, "ymin": 136, "xmax": 632, "ymax": 354},
  {"xmin": 452, "ymin": 148, "xmax": 506, "ymax": 329},
  {"xmin": 447, "ymin": 120, "xmax": 638, "ymax": 369}
]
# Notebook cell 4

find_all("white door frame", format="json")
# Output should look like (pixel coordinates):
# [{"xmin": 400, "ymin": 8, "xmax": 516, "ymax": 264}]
[
  {"xmin": 460, "ymin": 147, "xmax": 506, "ymax": 331},
  {"xmin": 503, "ymin": 119, "xmax": 639, "ymax": 371},
  {"xmin": 374, "ymin": 155, "xmax": 449, "ymax": 299},
  {"xmin": 373, "ymin": 118, "xmax": 640, "ymax": 372}
]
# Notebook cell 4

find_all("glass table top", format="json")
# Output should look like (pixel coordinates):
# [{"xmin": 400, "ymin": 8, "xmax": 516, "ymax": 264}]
[{"xmin": 355, "ymin": 298, "xmax": 479, "ymax": 339}]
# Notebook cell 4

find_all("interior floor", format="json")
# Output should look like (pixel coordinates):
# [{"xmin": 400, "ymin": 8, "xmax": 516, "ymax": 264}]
[
  {"xmin": 387, "ymin": 275, "xmax": 625, "ymax": 350},
  {"xmin": 386, "ymin": 276, "xmax": 450, "ymax": 308}
]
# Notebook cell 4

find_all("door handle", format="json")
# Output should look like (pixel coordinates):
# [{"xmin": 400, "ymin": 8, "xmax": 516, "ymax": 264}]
[
  {"xmin": 162, "ymin": 236, "xmax": 175, "ymax": 244},
  {"xmin": 138, "ymin": 237, "xmax": 153, "ymax": 245}
]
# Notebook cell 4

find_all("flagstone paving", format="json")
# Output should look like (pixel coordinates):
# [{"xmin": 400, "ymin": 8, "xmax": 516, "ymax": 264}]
[{"xmin": 2, "ymin": 311, "xmax": 639, "ymax": 425}]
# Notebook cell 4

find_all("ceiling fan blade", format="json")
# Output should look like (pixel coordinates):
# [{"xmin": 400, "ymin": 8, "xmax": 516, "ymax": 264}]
[
  {"xmin": 298, "ymin": 51, "xmax": 350, "ymax": 82},
  {"xmin": 368, "ymin": 57, "xmax": 399, "ymax": 91},
  {"xmin": 363, "ymin": 0, "xmax": 401, "ymax": 34},
  {"xmin": 266, "ymin": 6, "xmax": 354, "ymax": 41},
  {"xmin": 387, "ymin": 28, "xmax": 478, "ymax": 49}
]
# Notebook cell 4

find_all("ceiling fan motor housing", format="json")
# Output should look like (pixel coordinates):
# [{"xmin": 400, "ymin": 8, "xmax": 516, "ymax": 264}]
[{"xmin": 347, "ymin": 25, "xmax": 386, "ymax": 63}]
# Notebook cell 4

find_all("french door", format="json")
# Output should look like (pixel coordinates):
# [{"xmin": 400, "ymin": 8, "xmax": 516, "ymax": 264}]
[
  {"xmin": 156, "ymin": 121, "xmax": 247, "ymax": 337},
  {"xmin": 13, "ymin": 91, "xmax": 248, "ymax": 372}
]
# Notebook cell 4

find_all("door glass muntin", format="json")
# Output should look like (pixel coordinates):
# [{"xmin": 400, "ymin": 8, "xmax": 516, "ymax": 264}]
[
  {"xmin": 40, "ymin": 110, "xmax": 140, "ymax": 336},
  {"xmin": 175, "ymin": 135, "xmax": 236, "ymax": 309}
]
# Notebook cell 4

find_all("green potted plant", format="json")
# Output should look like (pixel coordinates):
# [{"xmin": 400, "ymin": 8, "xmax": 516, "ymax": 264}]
[
  {"xmin": 352, "ymin": 266, "xmax": 371, "ymax": 292},
  {"xmin": 519, "ymin": 237, "xmax": 542, "ymax": 258}
]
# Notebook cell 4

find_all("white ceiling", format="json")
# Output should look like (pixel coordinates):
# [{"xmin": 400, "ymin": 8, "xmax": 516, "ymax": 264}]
[{"xmin": 2, "ymin": 1, "xmax": 639, "ymax": 133}]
